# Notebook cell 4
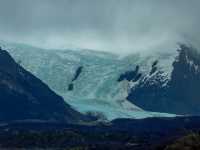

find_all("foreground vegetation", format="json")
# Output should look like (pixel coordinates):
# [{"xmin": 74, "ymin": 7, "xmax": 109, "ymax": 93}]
[{"xmin": 0, "ymin": 117, "xmax": 200, "ymax": 150}]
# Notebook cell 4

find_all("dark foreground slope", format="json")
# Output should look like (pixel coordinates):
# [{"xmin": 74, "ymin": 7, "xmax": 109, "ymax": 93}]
[
  {"xmin": 0, "ymin": 116, "xmax": 200, "ymax": 149},
  {"xmin": 164, "ymin": 133, "xmax": 200, "ymax": 150},
  {"xmin": 0, "ymin": 49, "xmax": 88, "ymax": 123}
]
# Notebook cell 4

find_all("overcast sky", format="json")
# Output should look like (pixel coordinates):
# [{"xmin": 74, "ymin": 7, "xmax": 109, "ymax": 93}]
[{"xmin": 0, "ymin": 0, "xmax": 199, "ymax": 54}]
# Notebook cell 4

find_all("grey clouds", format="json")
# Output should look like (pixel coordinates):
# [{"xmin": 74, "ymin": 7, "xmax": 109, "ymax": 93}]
[{"xmin": 0, "ymin": 0, "xmax": 200, "ymax": 54}]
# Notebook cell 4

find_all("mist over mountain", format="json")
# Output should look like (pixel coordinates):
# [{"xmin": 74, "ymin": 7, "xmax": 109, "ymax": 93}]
[{"xmin": 0, "ymin": 0, "xmax": 200, "ymax": 55}]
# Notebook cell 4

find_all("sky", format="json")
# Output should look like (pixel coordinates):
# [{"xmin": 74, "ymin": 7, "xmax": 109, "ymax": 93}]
[{"xmin": 0, "ymin": 0, "xmax": 200, "ymax": 55}]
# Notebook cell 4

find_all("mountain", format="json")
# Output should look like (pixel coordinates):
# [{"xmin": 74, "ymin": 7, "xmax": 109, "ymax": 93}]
[
  {"xmin": 1, "ymin": 41, "xmax": 176, "ymax": 120},
  {"xmin": 0, "ymin": 48, "xmax": 88, "ymax": 123},
  {"xmin": 126, "ymin": 44, "xmax": 200, "ymax": 115}
]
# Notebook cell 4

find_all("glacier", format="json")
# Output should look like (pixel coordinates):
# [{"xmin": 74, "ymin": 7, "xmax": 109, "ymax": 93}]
[{"xmin": 0, "ymin": 41, "xmax": 178, "ymax": 120}]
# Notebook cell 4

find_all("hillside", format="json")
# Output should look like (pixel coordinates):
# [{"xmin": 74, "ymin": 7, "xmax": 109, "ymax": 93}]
[{"xmin": 0, "ymin": 48, "xmax": 88, "ymax": 123}]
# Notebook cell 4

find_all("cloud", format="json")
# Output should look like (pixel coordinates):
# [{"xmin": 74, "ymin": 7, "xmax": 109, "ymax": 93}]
[{"xmin": 0, "ymin": 0, "xmax": 199, "ymax": 54}]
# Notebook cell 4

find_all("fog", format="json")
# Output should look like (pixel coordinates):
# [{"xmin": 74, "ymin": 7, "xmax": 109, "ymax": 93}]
[{"xmin": 0, "ymin": 0, "xmax": 199, "ymax": 55}]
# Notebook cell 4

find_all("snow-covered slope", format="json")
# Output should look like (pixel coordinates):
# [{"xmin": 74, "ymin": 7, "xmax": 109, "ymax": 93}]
[
  {"xmin": 0, "ymin": 41, "xmax": 177, "ymax": 120},
  {"xmin": 126, "ymin": 44, "xmax": 200, "ymax": 115}
]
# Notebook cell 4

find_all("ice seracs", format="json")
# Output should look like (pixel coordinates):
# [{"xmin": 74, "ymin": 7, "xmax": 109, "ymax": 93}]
[{"xmin": 1, "ymin": 41, "xmax": 178, "ymax": 120}]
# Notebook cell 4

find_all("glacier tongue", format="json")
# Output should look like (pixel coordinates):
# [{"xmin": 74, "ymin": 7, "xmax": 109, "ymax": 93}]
[{"xmin": 1, "ymin": 41, "xmax": 177, "ymax": 120}]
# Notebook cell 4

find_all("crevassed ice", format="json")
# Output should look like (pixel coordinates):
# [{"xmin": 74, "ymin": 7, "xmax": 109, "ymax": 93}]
[{"xmin": 2, "ymin": 41, "xmax": 177, "ymax": 120}]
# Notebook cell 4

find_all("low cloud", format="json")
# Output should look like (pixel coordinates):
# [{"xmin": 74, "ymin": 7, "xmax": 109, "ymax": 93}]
[{"xmin": 0, "ymin": 0, "xmax": 199, "ymax": 55}]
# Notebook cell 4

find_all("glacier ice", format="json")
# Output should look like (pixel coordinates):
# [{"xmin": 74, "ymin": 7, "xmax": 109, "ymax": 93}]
[{"xmin": 1, "ymin": 41, "xmax": 178, "ymax": 120}]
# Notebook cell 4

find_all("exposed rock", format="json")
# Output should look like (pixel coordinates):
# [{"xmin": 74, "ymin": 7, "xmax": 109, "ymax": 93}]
[
  {"xmin": 0, "ymin": 49, "xmax": 88, "ymax": 123},
  {"xmin": 127, "ymin": 44, "xmax": 200, "ymax": 115}
]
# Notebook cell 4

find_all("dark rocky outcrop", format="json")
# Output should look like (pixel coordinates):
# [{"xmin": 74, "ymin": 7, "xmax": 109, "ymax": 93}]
[
  {"xmin": 118, "ymin": 65, "xmax": 142, "ymax": 82},
  {"xmin": 72, "ymin": 66, "xmax": 83, "ymax": 82},
  {"xmin": 168, "ymin": 44, "xmax": 200, "ymax": 114},
  {"xmin": 123, "ymin": 44, "xmax": 200, "ymax": 115},
  {"xmin": 68, "ymin": 83, "xmax": 74, "ymax": 91},
  {"xmin": 0, "ymin": 49, "xmax": 88, "ymax": 123},
  {"xmin": 150, "ymin": 60, "xmax": 158, "ymax": 75},
  {"xmin": 68, "ymin": 66, "xmax": 83, "ymax": 91}
]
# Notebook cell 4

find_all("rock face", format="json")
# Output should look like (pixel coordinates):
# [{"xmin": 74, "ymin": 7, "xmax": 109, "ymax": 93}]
[
  {"xmin": 118, "ymin": 65, "xmax": 141, "ymax": 82},
  {"xmin": 68, "ymin": 66, "xmax": 83, "ymax": 91},
  {"xmin": 0, "ymin": 49, "xmax": 87, "ymax": 123},
  {"xmin": 126, "ymin": 44, "xmax": 200, "ymax": 115}
]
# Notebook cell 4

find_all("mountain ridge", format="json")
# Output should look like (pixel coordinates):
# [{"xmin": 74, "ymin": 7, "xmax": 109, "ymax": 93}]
[
  {"xmin": 0, "ymin": 48, "xmax": 89, "ymax": 123},
  {"xmin": 126, "ymin": 44, "xmax": 200, "ymax": 115}
]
